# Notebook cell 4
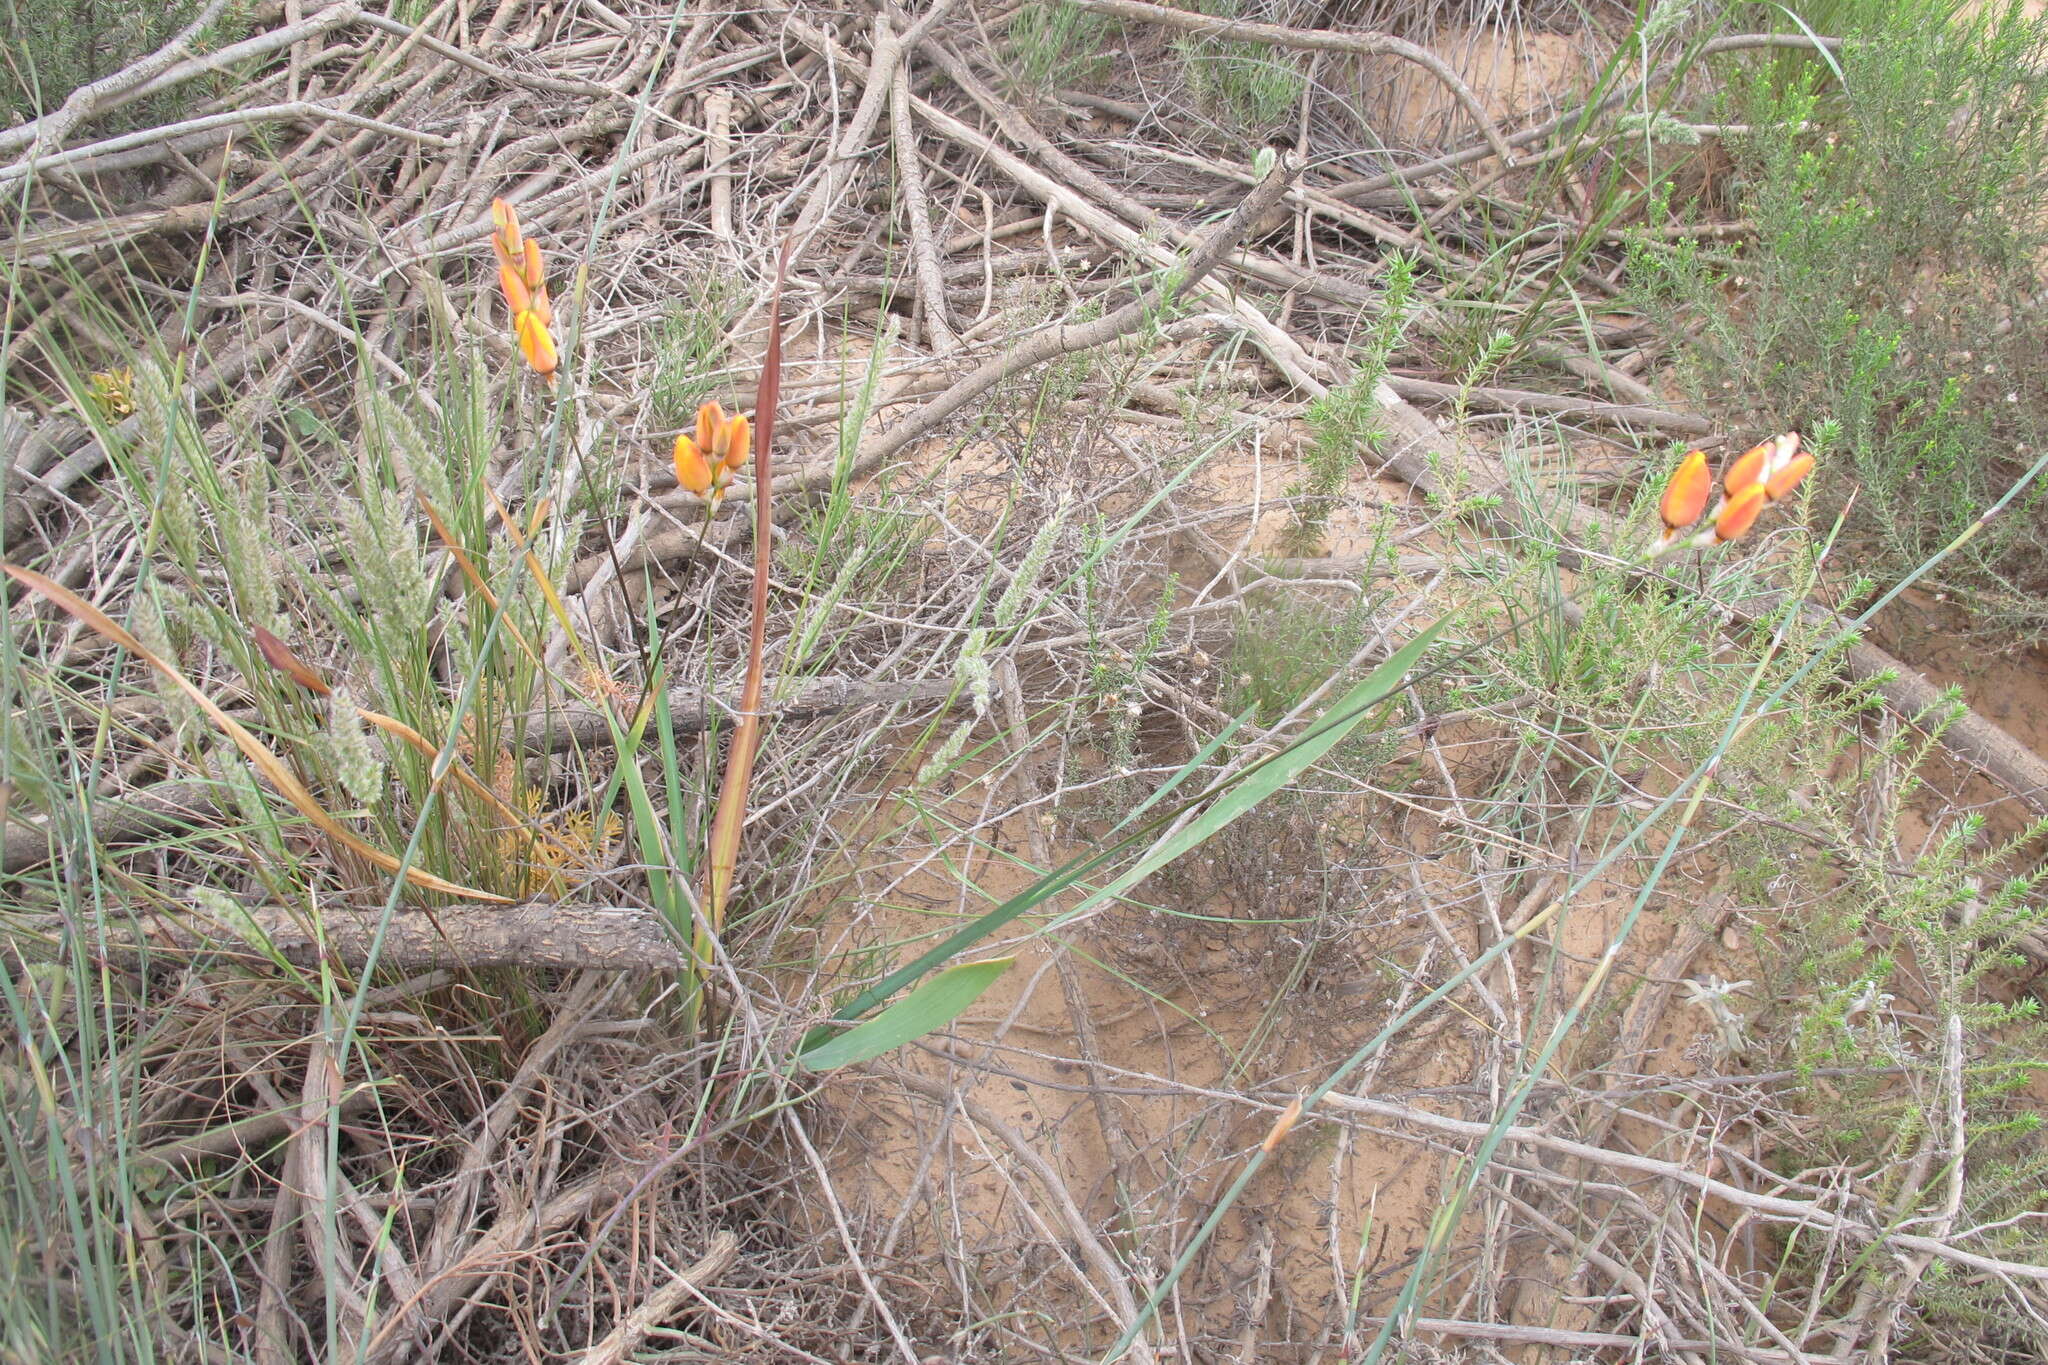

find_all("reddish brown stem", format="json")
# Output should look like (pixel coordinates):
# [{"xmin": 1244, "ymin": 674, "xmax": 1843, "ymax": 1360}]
[{"xmin": 704, "ymin": 239, "xmax": 790, "ymax": 932}]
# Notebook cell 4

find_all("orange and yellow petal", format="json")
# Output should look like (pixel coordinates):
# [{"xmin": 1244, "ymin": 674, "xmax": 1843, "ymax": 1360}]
[
  {"xmin": 498, "ymin": 262, "xmax": 532, "ymax": 316},
  {"xmin": 1710, "ymin": 485, "xmax": 1767, "ymax": 544},
  {"xmin": 721, "ymin": 413, "xmax": 750, "ymax": 472},
  {"xmin": 515, "ymin": 310, "xmax": 559, "ymax": 378},
  {"xmin": 1764, "ymin": 451, "xmax": 1814, "ymax": 502},
  {"xmin": 492, "ymin": 198, "xmax": 522, "ymax": 253},
  {"xmin": 1723, "ymin": 438, "xmax": 1771, "ymax": 500},
  {"xmin": 1659, "ymin": 450, "xmax": 1712, "ymax": 533},
  {"xmin": 673, "ymin": 434, "xmax": 713, "ymax": 496},
  {"xmin": 521, "ymin": 237, "xmax": 545, "ymax": 293},
  {"xmin": 490, "ymin": 199, "xmax": 523, "ymax": 272},
  {"xmin": 695, "ymin": 401, "xmax": 725, "ymax": 455}
]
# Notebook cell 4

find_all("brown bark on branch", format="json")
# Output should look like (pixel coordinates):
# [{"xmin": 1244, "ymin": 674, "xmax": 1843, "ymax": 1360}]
[
  {"xmin": 2, "ymin": 678, "xmax": 961, "ymax": 873},
  {"xmin": 9, "ymin": 901, "xmax": 694, "ymax": 972}
]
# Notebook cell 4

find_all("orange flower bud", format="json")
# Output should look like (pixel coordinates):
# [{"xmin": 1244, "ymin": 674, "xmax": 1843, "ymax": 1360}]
[
  {"xmin": 490, "ymin": 198, "xmax": 523, "ymax": 276},
  {"xmin": 673, "ymin": 434, "xmax": 713, "ymax": 496},
  {"xmin": 491, "ymin": 197, "xmax": 522, "ymax": 249},
  {"xmin": 1659, "ymin": 451, "xmax": 1712, "ymax": 533},
  {"xmin": 696, "ymin": 401, "xmax": 725, "ymax": 455},
  {"xmin": 498, "ymin": 262, "xmax": 532, "ymax": 317},
  {"xmin": 515, "ymin": 310, "xmax": 559, "ymax": 380},
  {"xmin": 1707, "ymin": 485, "xmax": 1767, "ymax": 544},
  {"xmin": 1722, "ymin": 438, "xmax": 1769, "ymax": 501},
  {"xmin": 520, "ymin": 237, "xmax": 545, "ymax": 292},
  {"xmin": 721, "ymin": 413, "xmax": 750, "ymax": 472},
  {"xmin": 1764, "ymin": 451, "xmax": 1814, "ymax": 502},
  {"xmin": 1727, "ymin": 432, "xmax": 1799, "ymax": 500}
]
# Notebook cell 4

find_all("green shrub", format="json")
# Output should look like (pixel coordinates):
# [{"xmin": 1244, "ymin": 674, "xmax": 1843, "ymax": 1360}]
[
  {"xmin": 1629, "ymin": 0, "xmax": 2048, "ymax": 636},
  {"xmin": 1, "ymin": 0, "xmax": 232, "ymax": 127},
  {"xmin": 1293, "ymin": 254, "xmax": 1418, "ymax": 548}
]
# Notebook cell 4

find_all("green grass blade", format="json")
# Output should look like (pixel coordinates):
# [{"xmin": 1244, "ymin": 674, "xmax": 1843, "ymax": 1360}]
[
  {"xmin": 832, "ymin": 619, "xmax": 1447, "ymax": 1024},
  {"xmin": 799, "ymin": 957, "xmax": 1015, "ymax": 1071}
]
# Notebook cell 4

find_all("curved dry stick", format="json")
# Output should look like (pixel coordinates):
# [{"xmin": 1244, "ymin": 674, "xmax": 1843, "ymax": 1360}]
[
  {"xmin": 0, "ymin": 0, "xmax": 366, "ymax": 164},
  {"xmin": 888, "ymin": 58, "xmax": 959, "ymax": 351},
  {"xmin": 1063, "ymin": 0, "xmax": 1516, "ymax": 168},
  {"xmin": 362, "ymin": 1164, "xmax": 642, "ymax": 1365},
  {"xmin": 578, "ymin": 1232, "xmax": 740, "ymax": 1365},
  {"xmin": 0, "ymin": 101, "xmax": 458, "ymax": 188},
  {"xmin": 1385, "ymin": 375, "xmax": 1715, "ymax": 437}
]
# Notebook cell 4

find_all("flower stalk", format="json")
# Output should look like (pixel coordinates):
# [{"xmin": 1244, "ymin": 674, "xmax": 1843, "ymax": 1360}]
[{"xmin": 703, "ymin": 241, "xmax": 791, "ymax": 936}]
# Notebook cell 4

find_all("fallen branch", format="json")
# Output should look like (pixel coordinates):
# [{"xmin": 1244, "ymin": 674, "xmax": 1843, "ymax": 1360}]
[
  {"xmin": 801, "ymin": 85, "xmax": 1302, "ymax": 479},
  {"xmin": 579, "ymin": 1232, "xmax": 740, "ymax": 1365},
  {"xmin": 9, "ymin": 900, "xmax": 693, "ymax": 972},
  {"xmin": 3, "ymin": 677, "xmax": 962, "ymax": 873},
  {"xmin": 1385, "ymin": 375, "xmax": 1716, "ymax": 437},
  {"xmin": 139, "ymin": 1084, "xmax": 377, "ymax": 1171},
  {"xmin": 1349, "ymin": 1315, "xmax": 1846, "ymax": 1364},
  {"xmin": 1063, "ymin": 0, "xmax": 1516, "ymax": 168}
]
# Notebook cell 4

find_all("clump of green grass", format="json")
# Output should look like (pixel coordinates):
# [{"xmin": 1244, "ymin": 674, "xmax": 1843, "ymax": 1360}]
[
  {"xmin": 647, "ymin": 270, "xmax": 740, "ymax": 432},
  {"xmin": 1226, "ymin": 583, "xmax": 1383, "ymax": 727},
  {"xmin": 1006, "ymin": 0, "xmax": 1114, "ymax": 91},
  {"xmin": 1175, "ymin": 5, "xmax": 1302, "ymax": 135},
  {"xmin": 1629, "ymin": 0, "xmax": 2048, "ymax": 636}
]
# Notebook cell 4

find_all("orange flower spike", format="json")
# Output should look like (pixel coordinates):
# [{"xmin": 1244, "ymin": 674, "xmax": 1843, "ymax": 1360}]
[
  {"xmin": 673, "ymin": 434, "xmax": 713, "ymax": 497},
  {"xmin": 1658, "ymin": 450, "xmax": 1713, "ymax": 534},
  {"xmin": 1764, "ymin": 451, "xmax": 1815, "ymax": 503},
  {"xmin": 1707, "ymin": 484, "xmax": 1768, "ymax": 545},
  {"xmin": 721, "ymin": 413, "xmax": 750, "ymax": 473}
]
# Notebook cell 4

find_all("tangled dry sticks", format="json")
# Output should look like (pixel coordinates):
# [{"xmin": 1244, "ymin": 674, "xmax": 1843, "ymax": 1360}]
[{"xmin": 6, "ymin": 0, "xmax": 2048, "ymax": 1361}]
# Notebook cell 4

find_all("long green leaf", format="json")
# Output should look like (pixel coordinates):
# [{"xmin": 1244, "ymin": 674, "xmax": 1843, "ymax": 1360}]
[
  {"xmin": 799, "ymin": 957, "xmax": 1015, "ymax": 1071},
  {"xmin": 831, "ymin": 619, "xmax": 1447, "ymax": 1025},
  {"xmin": 1052, "ymin": 622, "xmax": 1444, "ymax": 931}
]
